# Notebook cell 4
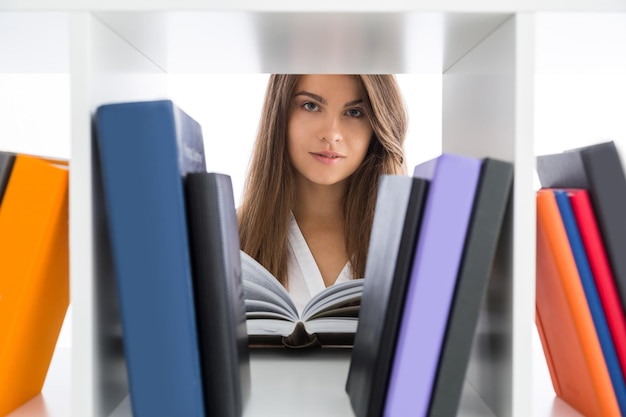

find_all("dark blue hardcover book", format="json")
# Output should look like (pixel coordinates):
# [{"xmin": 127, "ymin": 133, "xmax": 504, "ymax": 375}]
[
  {"xmin": 554, "ymin": 189, "xmax": 626, "ymax": 415},
  {"xmin": 95, "ymin": 100, "xmax": 206, "ymax": 417}
]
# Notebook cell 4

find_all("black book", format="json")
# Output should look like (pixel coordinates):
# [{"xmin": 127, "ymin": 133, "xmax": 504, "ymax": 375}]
[
  {"xmin": 536, "ymin": 141, "xmax": 626, "ymax": 314},
  {"xmin": 428, "ymin": 158, "xmax": 513, "ymax": 417},
  {"xmin": 346, "ymin": 175, "xmax": 428, "ymax": 417},
  {"xmin": 0, "ymin": 152, "xmax": 16, "ymax": 204},
  {"xmin": 184, "ymin": 172, "xmax": 251, "ymax": 417}
]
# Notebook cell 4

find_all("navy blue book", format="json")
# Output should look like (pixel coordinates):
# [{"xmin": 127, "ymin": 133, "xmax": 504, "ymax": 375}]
[
  {"xmin": 95, "ymin": 100, "xmax": 206, "ymax": 417},
  {"xmin": 554, "ymin": 189, "xmax": 626, "ymax": 415}
]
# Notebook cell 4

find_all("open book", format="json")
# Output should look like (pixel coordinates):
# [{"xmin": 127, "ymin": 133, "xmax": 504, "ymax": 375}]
[{"xmin": 241, "ymin": 250, "xmax": 362, "ymax": 348}]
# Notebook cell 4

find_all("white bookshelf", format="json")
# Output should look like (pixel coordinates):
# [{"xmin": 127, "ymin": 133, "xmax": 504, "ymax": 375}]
[{"xmin": 1, "ymin": 4, "xmax": 625, "ymax": 417}]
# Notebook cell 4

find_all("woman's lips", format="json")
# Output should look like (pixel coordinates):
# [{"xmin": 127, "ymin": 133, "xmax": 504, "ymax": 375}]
[{"xmin": 310, "ymin": 151, "xmax": 345, "ymax": 165}]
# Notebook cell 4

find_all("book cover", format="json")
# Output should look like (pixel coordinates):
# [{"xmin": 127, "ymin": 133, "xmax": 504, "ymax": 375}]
[
  {"xmin": 184, "ymin": 172, "xmax": 251, "ymax": 417},
  {"xmin": 0, "ymin": 155, "xmax": 69, "ymax": 416},
  {"xmin": 554, "ymin": 189, "xmax": 626, "ymax": 414},
  {"xmin": 95, "ymin": 100, "xmax": 206, "ymax": 417},
  {"xmin": 536, "ymin": 141, "xmax": 626, "ymax": 315},
  {"xmin": 428, "ymin": 158, "xmax": 514, "ymax": 417},
  {"xmin": 243, "ymin": 252, "xmax": 362, "ymax": 348},
  {"xmin": 384, "ymin": 154, "xmax": 482, "ymax": 417},
  {"xmin": 0, "ymin": 151, "xmax": 16, "ymax": 203},
  {"xmin": 568, "ymin": 189, "xmax": 626, "ymax": 379},
  {"xmin": 535, "ymin": 189, "xmax": 620, "ymax": 417},
  {"xmin": 346, "ymin": 175, "xmax": 428, "ymax": 417}
]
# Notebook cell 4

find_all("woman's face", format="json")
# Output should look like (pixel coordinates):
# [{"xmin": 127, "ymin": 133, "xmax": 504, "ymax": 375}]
[{"xmin": 287, "ymin": 75, "xmax": 373, "ymax": 188}]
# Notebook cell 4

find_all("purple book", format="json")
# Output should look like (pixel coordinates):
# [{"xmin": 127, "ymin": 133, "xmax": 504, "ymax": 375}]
[{"xmin": 384, "ymin": 154, "xmax": 482, "ymax": 417}]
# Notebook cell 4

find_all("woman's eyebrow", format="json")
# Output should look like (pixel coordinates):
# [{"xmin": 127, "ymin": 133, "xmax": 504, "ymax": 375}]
[
  {"xmin": 344, "ymin": 98, "xmax": 364, "ymax": 107},
  {"xmin": 293, "ymin": 91, "xmax": 363, "ymax": 108},
  {"xmin": 293, "ymin": 91, "xmax": 326, "ymax": 104}
]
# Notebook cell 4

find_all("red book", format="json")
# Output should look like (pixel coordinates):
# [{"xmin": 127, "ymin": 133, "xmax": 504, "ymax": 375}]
[{"xmin": 568, "ymin": 189, "xmax": 626, "ymax": 378}]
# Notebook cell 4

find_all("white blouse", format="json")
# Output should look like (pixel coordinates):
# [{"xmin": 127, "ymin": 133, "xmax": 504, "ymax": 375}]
[{"xmin": 286, "ymin": 213, "xmax": 353, "ymax": 315}]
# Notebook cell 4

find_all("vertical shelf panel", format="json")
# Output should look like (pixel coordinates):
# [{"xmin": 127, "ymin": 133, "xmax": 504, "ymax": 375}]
[
  {"xmin": 70, "ymin": 11, "xmax": 168, "ymax": 417},
  {"xmin": 442, "ymin": 13, "xmax": 535, "ymax": 417}
]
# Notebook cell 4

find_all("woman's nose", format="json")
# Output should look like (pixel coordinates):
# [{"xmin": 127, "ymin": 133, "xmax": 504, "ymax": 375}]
[{"xmin": 319, "ymin": 115, "xmax": 343, "ymax": 143}]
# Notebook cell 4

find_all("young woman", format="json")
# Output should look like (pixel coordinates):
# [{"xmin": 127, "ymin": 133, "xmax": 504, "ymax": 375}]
[{"xmin": 238, "ymin": 74, "xmax": 408, "ymax": 312}]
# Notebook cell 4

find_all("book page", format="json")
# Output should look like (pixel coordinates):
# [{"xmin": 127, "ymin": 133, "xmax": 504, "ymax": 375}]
[
  {"xmin": 301, "ymin": 279, "xmax": 363, "ymax": 321},
  {"xmin": 304, "ymin": 317, "xmax": 359, "ymax": 335},
  {"xmin": 246, "ymin": 317, "xmax": 358, "ymax": 337},
  {"xmin": 245, "ymin": 298, "xmax": 296, "ymax": 322},
  {"xmin": 304, "ymin": 293, "xmax": 361, "ymax": 322},
  {"xmin": 308, "ymin": 305, "xmax": 360, "ymax": 320},
  {"xmin": 243, "ymin": 280, "xmax": 298, "ymax": 322},
  {"xmin": 246, "ymin": 318, "xmax": 298, "ymax": 336},
  {"xmin": 241, "ymin": 250, "xmax": 298, "ymax": 318}
]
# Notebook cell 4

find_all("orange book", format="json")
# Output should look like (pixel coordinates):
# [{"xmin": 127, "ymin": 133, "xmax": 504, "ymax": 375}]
[
  {"xmin": 535, "ymin": 189, "xmax": 620, "ymax": 417},
  {"xmin": 0, "ymin": 155, "xmax": 69, "ymax": 415}
]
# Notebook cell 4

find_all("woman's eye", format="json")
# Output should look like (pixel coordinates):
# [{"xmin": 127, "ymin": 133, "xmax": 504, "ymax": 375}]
[
  {"xmin": 303, "ymin": 102, "xmax": 319, "ymax": 112},
  {"xmin": 346, "ymin": 108, "xmax": 363, "ymax": 118}
]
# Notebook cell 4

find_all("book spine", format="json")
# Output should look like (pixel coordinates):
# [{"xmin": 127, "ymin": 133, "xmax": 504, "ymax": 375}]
[
  {"xmin": 536, "ymin": 189, "xmax": 620, "ymax": 417},
  {"xmin": 346, "ymin": 174, "xmax": 415, "ymax": 417},
  {"xmin": 554, "ymin": 190, "xmax": 626, "ymax": 414},
  {"xmin": 173, "ymin": 105, "xmax": 206, "ymax": 175},
  {"xmin": 184, "ymin": 172, "xmax": 250, "ymax": 417},
  {"xmin": 580, "ymin": 142, "xmax": 626, "ymax": 316},
  {"xmin": 0, "ymin": 156, "xmax": 69, "ymax": 416},
  {"xmin": 384, "ymin": 154, "xmax": 482, "ymax": 417},
  {"xmin": 428, "ymin": 158, "xmax": 513, "ymax": 417},
  {"xmin": 569, "ymin": 189, "xmax": 626, "ymax": 379},
  {"xmin": 0, "ymin": 152, "xmax": 16, "ymax": 203},
  {"xmin": 95, "ymin": 100, "xmax": 206, "ymax": 417}
]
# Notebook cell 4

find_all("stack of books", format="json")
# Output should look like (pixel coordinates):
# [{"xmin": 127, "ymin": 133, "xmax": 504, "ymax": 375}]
[
  {"xmin": 94, "ymin": 100, "xmax": 250, "ymax": 417},
  {"xmin": 536, "ymin": 141, "xmax": 626, "ymax": 417},
  {"xmin": 346, "ymin": 153, "xmax": 514, "ymax": 417}
]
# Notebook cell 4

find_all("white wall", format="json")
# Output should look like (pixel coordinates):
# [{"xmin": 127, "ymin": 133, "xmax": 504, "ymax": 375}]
[
  {"xmin": 533, "ymin": 12, "xmax": 626, "ymax": 192},
  {"xmin": 0, "ymin": 74, "xmax": 71, "ymax": 159},
  {"xmin": 535, "ymin": 12, "xmax": 626, "ymax": 156}
]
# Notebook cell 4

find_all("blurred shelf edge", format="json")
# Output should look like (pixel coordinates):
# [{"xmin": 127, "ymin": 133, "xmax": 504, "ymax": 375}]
[{"xmin": 2, "ymin": 0, "xmax": 626, "ymax": 12}]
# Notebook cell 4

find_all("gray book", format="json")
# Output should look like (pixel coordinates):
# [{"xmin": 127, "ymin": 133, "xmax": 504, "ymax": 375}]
[
  {"xmin": 346, "ymin": 175, "xmax": 428, "ymax": 417},
  {"xmin": 0, "ymin": 152, "xmax": 16, "ymax": 204}
]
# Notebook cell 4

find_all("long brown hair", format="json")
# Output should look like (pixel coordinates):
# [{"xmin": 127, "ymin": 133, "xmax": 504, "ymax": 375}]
[{"xmin": 238, "ymin": 74, "xmax": 407, "ymax": 285}]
